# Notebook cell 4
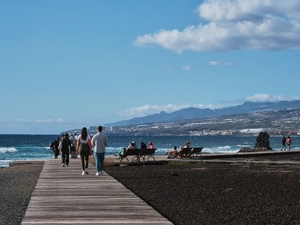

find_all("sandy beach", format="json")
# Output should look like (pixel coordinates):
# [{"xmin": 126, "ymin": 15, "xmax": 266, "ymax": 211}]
[{"xmin": 1, "ymin": 154, "xmax": 300, "ymax": 225}]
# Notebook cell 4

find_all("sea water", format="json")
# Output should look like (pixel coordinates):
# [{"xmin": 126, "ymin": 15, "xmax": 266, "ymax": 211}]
[{"xmin": 1, "ymin": 134, "xmax": 299, "ymax": 167}]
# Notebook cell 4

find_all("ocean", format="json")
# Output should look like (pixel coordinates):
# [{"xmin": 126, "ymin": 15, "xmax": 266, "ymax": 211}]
[{"xmin": 1, "ymin": 134, "xmax": 299, "ymax": 168}]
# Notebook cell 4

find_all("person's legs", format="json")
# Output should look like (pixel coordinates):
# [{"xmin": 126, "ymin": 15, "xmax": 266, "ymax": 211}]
[
  {"xmin": 84, "ymin": 150, "xmax": 89, "ymax": 171},
  {"xmin": 61, "ymin": 152, "xmax": 66, "ymax": 166},
  {"xmin": 95, "ymin": 152, "xmax": 100, "ymax": 172},
  {"xmin": 99, "ymin": 152, "xmax": 105, "ymax": 172},
  {"xmin": 65, "ymin": 151, "xmax": 69, "ymax": 166},
  {"xmin": 80, "ymin": 150, "xmax": 85, "ymax": 171}
]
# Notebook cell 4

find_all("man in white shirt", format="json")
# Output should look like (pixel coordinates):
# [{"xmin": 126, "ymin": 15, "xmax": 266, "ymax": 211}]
[{"xmin": 91, "ymin": 126, "xmax": 108, "ymax": 176}]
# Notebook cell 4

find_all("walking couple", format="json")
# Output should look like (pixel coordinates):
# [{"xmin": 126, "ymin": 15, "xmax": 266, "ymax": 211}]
[{"xmin": 77, "ymin": 126, "xmax": 108, "ymax": 176}]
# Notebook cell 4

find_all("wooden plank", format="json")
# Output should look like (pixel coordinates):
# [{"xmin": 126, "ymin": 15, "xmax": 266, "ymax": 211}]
[{"xmin": 21, "ymin": 159, "xmax": 173, "ymax": 225}]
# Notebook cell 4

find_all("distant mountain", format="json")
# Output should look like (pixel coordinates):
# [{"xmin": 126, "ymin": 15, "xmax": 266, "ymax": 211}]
[{"xmin": 104, "ymin": 100, "xmax": 300, "ymax": 127}]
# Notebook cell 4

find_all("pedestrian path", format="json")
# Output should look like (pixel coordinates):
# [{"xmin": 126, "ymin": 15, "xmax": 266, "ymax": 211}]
[{"xmin": 21, "ymin": 159, "xmax": 173, "ymax": 225}]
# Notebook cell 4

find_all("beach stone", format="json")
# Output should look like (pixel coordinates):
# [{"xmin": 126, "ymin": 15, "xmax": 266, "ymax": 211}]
[
  {"xmin": 239, "ymin": 132, "xmax": 273, "ymax": 152},
  {"xmin": 254, "ymin": 131, "xmax": 272, "ymax": 150}
]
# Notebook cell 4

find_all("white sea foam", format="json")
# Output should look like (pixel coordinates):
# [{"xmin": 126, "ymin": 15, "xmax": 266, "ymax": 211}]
[
  {"xmin": 0, "ymin": 160, "xmax": 13, "ymax": 168},
  {"xmin": 0, "ymin": 147, "xmax": 17, "ymax": 154},
  {"xmin": 237, "ymin": 144, "xmax": 251, "ymax": 148},
  {"xmin": 203, "ymin": 146, "xmax": 239, "ymax": 154}
]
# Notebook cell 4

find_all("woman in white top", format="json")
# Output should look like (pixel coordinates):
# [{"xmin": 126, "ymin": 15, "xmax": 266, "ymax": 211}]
[{"xmin": 76, "ymin": 127, "xmax": 92, "ymax": 175}]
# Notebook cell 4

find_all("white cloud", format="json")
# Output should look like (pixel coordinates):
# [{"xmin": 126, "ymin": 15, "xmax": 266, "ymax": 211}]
[
  {"xmin": 182, "ymin": 65, "xmax": 191, "ymax": 70},
  {"xmin": 209, "ymin": 61, "xmax": 221, "ymax": 66},
  {"xmin": 118, "ymin": 103, "xmax": 216, "ymax": 118},
  {"xmin": 118, "ymin": 94, "xmax": 300, "ymax": 118},
  {"xmin": 244, "ymin": 94, "xmax": 300, "ymax": 102},
  {"xmin": 133, "ymin": 0, "xmax": 300, "ymax": 53},
  {"xmin": 209, "ymin": 61, "xmax": 234, "ymax": 66},
  {"xmin": 0, "ymin": 118, "xmax": 69, "ymax": 124}
]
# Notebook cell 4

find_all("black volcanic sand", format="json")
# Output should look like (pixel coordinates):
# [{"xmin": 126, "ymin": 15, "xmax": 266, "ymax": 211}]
[
  {"xmin": 0, "ymin": 161, "xmax": 44, "ymax": 225},
  {"xmin": 2, "ymin": 154, "xmax": 300, "ymax": 225},
  {"xmin": 105, "ymin": 154, "xmax": 300, "ymax": 225}
]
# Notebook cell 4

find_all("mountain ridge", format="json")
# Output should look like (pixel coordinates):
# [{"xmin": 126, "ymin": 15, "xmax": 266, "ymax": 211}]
[{"xmin": 105, "ymin": 100, "xmax": 300, "ymax": 127}]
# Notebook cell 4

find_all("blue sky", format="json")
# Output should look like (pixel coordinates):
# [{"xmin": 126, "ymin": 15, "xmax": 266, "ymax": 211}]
[{"xmin": 1, "ymin": 0, "xmax": 300, "ymax": 134}]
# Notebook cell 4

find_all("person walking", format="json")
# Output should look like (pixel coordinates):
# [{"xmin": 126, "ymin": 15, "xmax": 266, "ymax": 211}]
[
  {"xmin": 281, "ymin": 135, "xmax": 287, "ymax": 151},
  {"xmin": 77, "ymin": 127, "xmax": 92, "ymax": 175},
  {"xmin": 69, "ymin": 133, "xmax": 77, "ymax": 158},
  {"xmin": 61, "ymin": 133, "xmax": 71, "ymax": 167},
  {"xmin": 92, "ymin": 126, "xmax": 108, "ymax": 176},
  {"xmin": 53, "ymin": 137, "xmax": 60, "ymax": 159},
  {"xmin": 286, "ymin": 136, "xmax": 292, "ymax": 151}
]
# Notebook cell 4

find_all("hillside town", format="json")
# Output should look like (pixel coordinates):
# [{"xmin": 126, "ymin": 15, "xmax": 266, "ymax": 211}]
[{"xmin": 67, "ymin": 107, "xmax": 300, "ymax": 137}]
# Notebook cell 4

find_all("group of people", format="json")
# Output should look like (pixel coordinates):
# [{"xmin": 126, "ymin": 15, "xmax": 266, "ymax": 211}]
[
  {"xmin": 115, "ymin": 141, "xmax": 155, "ymax": 159},
  {"xmin": 50, "ymin": 126, "xmax": 108, "ymax": 176},
  {"xmin": 281, "ymin": 135, "xmax": 292, "ymax": 151},
  {"xmin": 166, "ymin": 141, "xmax": 191, "ymax": 158}
]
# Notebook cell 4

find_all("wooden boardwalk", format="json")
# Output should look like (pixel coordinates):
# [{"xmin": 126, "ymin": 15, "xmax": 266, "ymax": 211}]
[{"xmin": 21, "ymin": 159, "xmax": 173, "ymax": 225}]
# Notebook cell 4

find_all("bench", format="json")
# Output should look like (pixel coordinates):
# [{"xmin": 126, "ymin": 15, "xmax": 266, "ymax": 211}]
[
  {"xmin": 140, "ymin": 148, "xmax": 156, "ymax": 161},
  {"xmin": 189, "ymin": 147, "xmax": 204, "ymax": 158},
  {"xmin": 119, "ymin": 149, "xmax": 142, "ymax": 162},
  {"xmin": 177, "ymin": 148, "xmax": 192, "ymax": 158},
  {"xmin": 119, "ymin": 148, "xmax": 157, "ymax": 162}
]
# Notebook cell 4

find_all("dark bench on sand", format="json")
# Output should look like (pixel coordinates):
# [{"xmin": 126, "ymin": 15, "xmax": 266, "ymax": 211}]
[
  {"xmin": 189, "ymin": 147, "xmax": 204, "ymax": 158},
  {"xmin": 177, "ymin": 148, "xmax": 192, "ymax": 158},
  {"xmin": 119, "ymin": 148, "xmax": 157, "ymax": 162},
  {"xmin": 175, "ymin": 147, "xmax": 204, "ymax": 158}
]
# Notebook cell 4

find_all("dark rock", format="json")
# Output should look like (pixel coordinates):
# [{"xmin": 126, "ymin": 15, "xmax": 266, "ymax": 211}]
[
  {"xmin": 255, "ymin": 131, "xmax": 272, "ymax": 150},
  {"xmin": 239, "ymin": 132, "xmax": 273, "ymax": 152}
]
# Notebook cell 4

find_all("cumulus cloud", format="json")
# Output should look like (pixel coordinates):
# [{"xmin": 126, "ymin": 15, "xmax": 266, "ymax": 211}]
[
  {"xmin": 133, "ymin": 0, "xmax": 300, "ymax": 53},
  {"xmin": 118, "ymin": 103, "xmax": 217, "ymax": 118}
]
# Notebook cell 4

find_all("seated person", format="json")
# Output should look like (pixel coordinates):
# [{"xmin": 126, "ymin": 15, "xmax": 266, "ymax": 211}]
[
  {"xmin": 115, "ymin": 141, "xmax": 136, "ymax": 159},
  {"xmin": 177, "ymin": 142, "xmax": 191, "ymax": 158},
  {"xmin": 127, "ymin": 141, "xmax": 136, "ymax": 149},
  {"xmin": 184, "ymin": 141, "xmax": 190, "ymax": 148},
  {"xmin": 140, "ymin": 142, "xmax": 147, "ymax": 149},
  {"xmin": 166, "ymin": 146, "xmax": 178, "ymax": 158},
  {"xmin": 130, "ymin": 141, "xmax": 138, "ymax": 149},
  {"xmin": 148, "ymin": 142, "xmax": 154, "ymax": 149}
]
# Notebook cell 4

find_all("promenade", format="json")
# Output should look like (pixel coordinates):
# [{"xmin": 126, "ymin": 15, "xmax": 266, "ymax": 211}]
[{"xmin": 21, "ymin": 159, "xmax": 173, "ymax": 225}]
